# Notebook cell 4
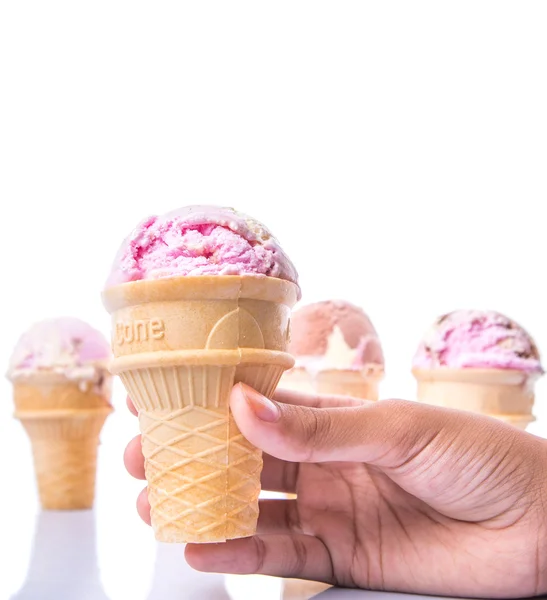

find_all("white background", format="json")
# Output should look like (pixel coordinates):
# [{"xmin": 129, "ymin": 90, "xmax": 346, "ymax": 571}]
[{"xmin": 0, "ymin": 2, "xmax": 546, "ymax": 599}]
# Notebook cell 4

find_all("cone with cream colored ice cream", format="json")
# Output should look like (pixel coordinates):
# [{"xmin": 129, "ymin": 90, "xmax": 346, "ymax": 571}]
[
  {"xmin": 7, "ymin": 318, "xmax": 113, "ymax": 510},
  {"xmin": 281, "ymin": 300, "xmax": 384, "ymax": 400},
  {"xmin": 103, "ymin": 205, "xmax": 300, "ymax": 543},
  {"xmin": 412, "ymin": 310, "xmax": 543, "ymax": 429}
]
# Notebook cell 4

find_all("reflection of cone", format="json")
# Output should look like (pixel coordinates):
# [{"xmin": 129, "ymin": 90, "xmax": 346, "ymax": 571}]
[
  {"xmin": 11, "ymin": 510, "xmax": 110, "ymax": 599},
  {"xmin": 413, "ymin": 368, "xmax": 539, "ymax": 430},
  {"xmin": 282, "ymin": 579, "xmax": 330, "ymax": 599},
  {"xmin": 103, "ymin": 276, "xmax": 298, "ymax": 543},
  {"xmin": 13, "ymin": 373, "xmax": 112, "ymax": 510},
  {"xmin": 147, "ymin": 543, "xmax": 230, "ymax": 600}
]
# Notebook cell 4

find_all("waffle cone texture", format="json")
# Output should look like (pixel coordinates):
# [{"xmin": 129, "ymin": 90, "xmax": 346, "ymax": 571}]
[
  {"xmin": 12, "ymin": 373, "xmax": 112, "ymax": 510},
  {"xmin": 103, "ymin": 276, "xmax": 298, "ymax": 543},
  {"xmin": 413, "ymin": 368, "xmax": 540, "ymax": 430}
]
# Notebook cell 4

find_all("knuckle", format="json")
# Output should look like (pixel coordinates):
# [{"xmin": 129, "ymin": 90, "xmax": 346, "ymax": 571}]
[
  {"xmin": 286, "ymin": 536, "xmax": 308, "ymax": 576},
  {"xmin": 252, "ymin": 536, "xmax": 267, "ymax": 573},
  {"xmin": 291, "ymin": 406, "xmax": 332, "ymax": 461}
]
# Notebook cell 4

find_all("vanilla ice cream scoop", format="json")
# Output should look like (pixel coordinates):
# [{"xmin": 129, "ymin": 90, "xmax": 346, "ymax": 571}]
[{"xmin": 7, "ymin": 317, "xmax": 111, "ymax": 382}]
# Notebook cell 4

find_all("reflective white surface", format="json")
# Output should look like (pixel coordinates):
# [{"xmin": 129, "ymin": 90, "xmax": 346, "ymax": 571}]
[{"xmin": 2, "ymin": 380, "xmax": 546, "ymax": 600}]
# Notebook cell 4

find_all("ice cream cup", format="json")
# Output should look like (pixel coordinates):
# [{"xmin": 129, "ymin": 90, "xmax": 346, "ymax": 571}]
[
  {"xmin": 103, "ymin": 275, "xmax": 298, "ymax": 543},
  {"xmin": 412, "ymin": 367, "xmax": 540, "ymax": 430}
]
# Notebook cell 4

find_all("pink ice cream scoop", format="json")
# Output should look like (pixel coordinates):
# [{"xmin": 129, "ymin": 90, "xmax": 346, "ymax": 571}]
[
  {"xmin": 7, "ymin": 317, "xmax": 111, "ymax": 381},
  {"xmin": 289, "ymin": 300, "xmax": 384, "ymax": 371},
  {"xmin": 105, "ymin": 205, "xmax": 300, "ymax": 295},
  {"xmin": 413, "ymin": 310, "xmax": 543, "ymax": 373}
]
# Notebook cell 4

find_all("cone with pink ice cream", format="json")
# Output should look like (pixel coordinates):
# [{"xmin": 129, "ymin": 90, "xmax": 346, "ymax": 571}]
[
  {"xmin": 412, "ymin": 310, "xmax": 543, "ymax": 430},
  {"xmin": 281, "ymin": 300, "xmax": 385, "ymax": 401},
  {"xmin": 103, "ymin": 205, "xmax": 300, "ymax": 543},
  {"xmin": 7, "ymin": 318, "xmax": 113, "ymax": 510}
]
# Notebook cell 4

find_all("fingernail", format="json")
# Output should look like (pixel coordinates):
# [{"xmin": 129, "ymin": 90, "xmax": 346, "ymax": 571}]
[{"xmin": 239, "ymin": 384, "xmax": 280, "ymax": 422}]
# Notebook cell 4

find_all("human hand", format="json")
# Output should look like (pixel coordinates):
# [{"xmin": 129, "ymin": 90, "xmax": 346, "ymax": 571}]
[{"xmin": 124, "ymin": 385, "xmax": 547, "ymax": 598}]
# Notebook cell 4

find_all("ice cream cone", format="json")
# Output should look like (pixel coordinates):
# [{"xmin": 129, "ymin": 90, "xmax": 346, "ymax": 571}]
[
  {"xmin": 315, "ymin": 365, "xmax": 383, "ymax": 400},
  {"xmin": 12, "ymin": 371, "xmax": 112, "ymax": 510},
  {"xmin": 17, "ymin": 409, "xmax": 111, "ymax": 510},
  {"xmin": 103, "ymin": 275, "xmax": 298, "ymax": 543},
  {"xmin": 13, "ymin": 372, "xmax": 112, "ymax": 412},
  {"xmin": 413, "ymin": 368, "xmax": 539, "ymax": 430},
  {"xmin": 280, "ymin": 367, "xmax": 315, "ymax": 394}
]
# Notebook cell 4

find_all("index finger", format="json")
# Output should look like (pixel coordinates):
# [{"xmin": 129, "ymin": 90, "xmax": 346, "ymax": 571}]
[{"xmin": 273, "ymin": 387, "xmax": 371, "ymax": 409}]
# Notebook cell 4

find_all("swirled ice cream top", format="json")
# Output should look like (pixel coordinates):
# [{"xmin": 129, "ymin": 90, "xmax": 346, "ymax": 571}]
[
  {"xmin": 105, "ymin": 205, "xmax": 300, "ymax": 296},
  {"xmin": 7, "ymin": 317, "xmax": 111, "ymax": 381},
  {"xmin": 413, "ymin": 310, "xmax": 542, "ymax": 373},
  {"xmin": 289, "ymin": 300, "xmax": 384, "ymax": 373}
]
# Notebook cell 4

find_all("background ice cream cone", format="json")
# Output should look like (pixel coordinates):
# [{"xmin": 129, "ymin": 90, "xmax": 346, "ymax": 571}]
[
  {"xmin": 104, "ymin": 275, "xmax": 298, "ymax": 543},
  {"xmin": 315, "ymin": 365, "xmax": 383, "ymax": 400},
  {"xmin": 12, "ymin": 373, "xmax": 112, "ymax": 510},
  {"xmin": 280, "ymin": 367, "xmax": 316, "ymax": 394},
  {"xmin": 17, "ymin": 407, "xmax": 112, "ymax": 510},
  {"xmin": 413, "ymin": 367, "xmax": 539, "ymax": 430},
  {"xmin": 282, "ymin": 579, "xmax": 331, "ymax": 599},
  {"xmin": 13, "ymin": 372, "xmax": 111, "ymax": 412},
  {"xmin": 281, "ymin": 300, "xmax": 384, "ymax": 402},
  {"xmin": 412, "ymin": 310, "xmax": 543, "ymax": 430},
  {"xmin": 7, "ymin": 317, "xmax": 113, "ymax": 510}
]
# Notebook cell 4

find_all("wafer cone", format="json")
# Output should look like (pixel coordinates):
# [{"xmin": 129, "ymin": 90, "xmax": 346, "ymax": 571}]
[
  {"xmin": 12, "ymin": 372, "xmax": 112, "ymax": 510},
  {"xmin": 281, "ymin": 365, "xmax": 383, "ymax": 400},
  {"xmin": 280, "ymin": 367, "xmax": 316, "ymax": 394},
  {"xmin": 103, "ymin": 276, "xmax": 298, "ymax": 543},
  {"xmin": 413, "ymin": 368, "xmax": 539, "ymax": 430}
]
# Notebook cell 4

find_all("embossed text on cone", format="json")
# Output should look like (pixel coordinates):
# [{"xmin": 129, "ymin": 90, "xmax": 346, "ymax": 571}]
[{"xmin": 103, "ymin": 276, "xmax": 298, "ymax": 543}]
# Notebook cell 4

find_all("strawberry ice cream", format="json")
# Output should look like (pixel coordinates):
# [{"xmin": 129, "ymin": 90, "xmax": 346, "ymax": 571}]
[
  {"xmin": 106, "ymin": 205, "xmax": 299, "ymax": 293},
  {"xmin": 412, "ymin": 310, "xmax": 543, "ymax": 430},
  {"xmin": 7, "ymin": 317, "xmax": 111, "ymax": 382},
  {"xmin": 282, "ymin": 300, "xmax": 384, "ymax": 400},
  {"xmin": 413, "ymin": 310, "xmax": 543, "ymax": 373},
  {"xmin": 8, "ymin": 318, "xmax": 113, "ymax": 510},
  {"xmin": 289, "ymin": 300, "xmax": 384, "ymax": 372}
]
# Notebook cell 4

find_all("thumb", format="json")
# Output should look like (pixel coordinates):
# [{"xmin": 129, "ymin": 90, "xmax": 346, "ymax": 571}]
[
  {"xmin": 230, "ymin": 383, "xmax": 528, "ymax": 470},
  {"xmin": 231, "ymin": 383, "xmax": 546, "ymax": 521}
]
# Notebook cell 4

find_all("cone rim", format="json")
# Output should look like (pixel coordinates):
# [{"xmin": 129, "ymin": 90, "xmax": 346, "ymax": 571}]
[
  {"xmin": 314, "ymin": 364, "xmax": 384, "ymax": 379},
  {"xmin": 109, "ymin": 348, "xmax": 294, "ymax": 374},
  {"xmin": 102, "ymin": 275, "xmax": 299, "ymax": 313},
  {"xmin": 14, "ymin": 406, "xmax": 114, "ymax": 421},
  {"xmin": 412, "ymin": 367, "xmax": 541, "ymax": 385},
  {"xmin": 7, "ymin": 362, "xmax": 110, "ymax": 384}
]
